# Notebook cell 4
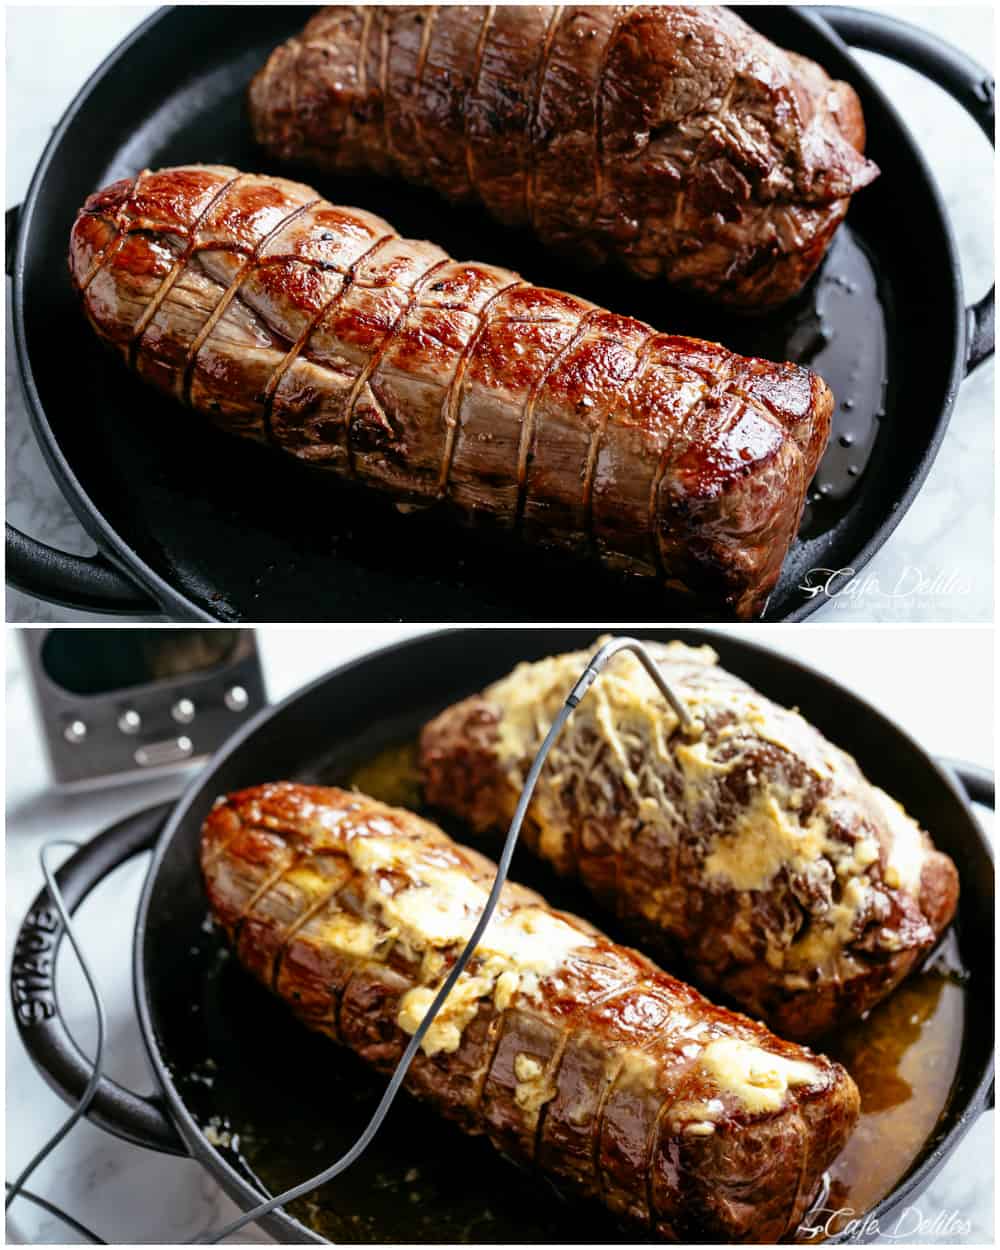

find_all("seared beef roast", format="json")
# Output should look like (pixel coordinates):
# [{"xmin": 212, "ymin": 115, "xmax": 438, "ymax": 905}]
[
  {"xmin": 70, "ymin": 166, "xmax": 832, "ymax": 618},
  {"xmin": 250, "ymin": 6, "xmax": 878, "ymax": 309},
  {"xmin": 203, "ymin": 782, "xmax": 859, "ymax": 1242},
  {"xmin": 421, "ymin": 640, "xmax": 960, "ymax": 1040}
]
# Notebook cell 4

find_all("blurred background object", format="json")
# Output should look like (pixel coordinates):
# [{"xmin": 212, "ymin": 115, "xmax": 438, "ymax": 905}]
[{"xmin": 20, "ymin": 628, "xmax": 265, "ymax": 788}]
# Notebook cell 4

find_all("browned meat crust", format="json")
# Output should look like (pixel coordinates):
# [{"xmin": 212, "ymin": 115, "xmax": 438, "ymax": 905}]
[
  {"xmin": 202, "ymin": 782, "xmax": 859, "ymax": 1242},
  {"xmin": 420, "ymin": 640, "xmax": 960, "ymax": 1041},
  {"xmin": 249, "ymin": 5, "xmax": 878, "ymax": 310},
  {"xmin": 69, "ymin": 165, "xmax": 832, "ymax": 619}
]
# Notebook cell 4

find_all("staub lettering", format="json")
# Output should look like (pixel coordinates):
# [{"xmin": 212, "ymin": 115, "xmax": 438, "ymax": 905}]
[{"xmin": 12, "ymin": 908, "xmax": 59, "ymax": 1026}]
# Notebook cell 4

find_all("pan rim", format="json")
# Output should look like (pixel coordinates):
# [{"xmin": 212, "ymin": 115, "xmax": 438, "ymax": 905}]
[
  {"xmin": 132, "ymin": 626, "xmax": 994, "ymax": 1244},
  {"xmin": 780, "ymin": 5, "xmax": 969, "ymax": 623},
  {"xmin": 10, "ymin": 6, "xmax": 970, "ymax": 623},
  {"xmin": 10, "ymin": 5, "xmax": 209, "ymax": 622}
]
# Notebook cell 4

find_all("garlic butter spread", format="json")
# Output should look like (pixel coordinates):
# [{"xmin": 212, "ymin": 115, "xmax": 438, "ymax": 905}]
[
  {"xmin": 484, "ymin": 639, "xmax": 931, "ymax": 977},
  {"xmin": 701, "ymin": 789, "xmax": 829, "ymax": 891},
  {"xmin": 698, "ymin": 1038, "xmax": 818, "ymax": 1114},
  {"xmin": 871, "ymin": 785, "xmax": 929, "ymax": 894},
  {"xmin": 513, "ymin": 1052, "xmax": 556, "ymax": 1112},
  {"xmin": 312, "ymin": 911, "xmax": 384, "ymax": 959},
  {"xmin": 514, "ymin": 1053, "xmax": 544, "ymax": 1082},
  {"xmin": 331, "ymin": 832, "xmax": 592, "ymax": 1056}
]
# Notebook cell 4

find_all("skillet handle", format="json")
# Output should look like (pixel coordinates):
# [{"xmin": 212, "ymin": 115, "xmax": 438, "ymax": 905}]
[
  {"xmin": 936, "ymin": 757, "xmax": 995, "ymax": 1113},
  {"xmin": 6, "ymin": 201, "xmax": 157, "ymax": 616},
  {"xmin": 10, "ymin": 801, "xmax": 187, "ymax": 1156},
  {"xmin": 6, "ymin": 522, "xmax": 158, "ymax": 616},
  {"xmin": 938, "ymin": 757, "xmax": 995, "ymax": 809},
  {"xmin": 815, "ymin": 6, "xmax": 995, "ymax": 374}
]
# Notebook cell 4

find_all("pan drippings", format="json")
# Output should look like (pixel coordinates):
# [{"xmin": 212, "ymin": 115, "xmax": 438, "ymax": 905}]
[{"xmin": 820, "ymin": 944, "xmax": 965, "ymax": 1241}]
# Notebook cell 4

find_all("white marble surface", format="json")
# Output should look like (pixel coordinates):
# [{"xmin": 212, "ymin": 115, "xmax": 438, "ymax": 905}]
[
  {"xmin": 4, "ymin": 625, "xmax": 994, "ymax": 1243},
  {"xmin": 4, "ymin": 5, "xmax": 995, "ymax": 623}
]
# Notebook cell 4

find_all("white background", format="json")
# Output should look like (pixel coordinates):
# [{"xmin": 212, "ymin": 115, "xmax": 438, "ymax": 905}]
[
  {"xmin": 4, "ymin": 4, "xmax": 995, "ymax": 622},
  {"xmin": 5, "ymin": 624, "xmax": 994, "ymax": 1243}
]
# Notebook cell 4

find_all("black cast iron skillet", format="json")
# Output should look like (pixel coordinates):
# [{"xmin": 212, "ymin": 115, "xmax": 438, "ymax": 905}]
[
  {"xmin": 11, "ymin": 629, "xmax": 995, "ymax": 1244},
  {"xmin": 5, "ymin": 7, "xmax": 995, "ymax": 622}
]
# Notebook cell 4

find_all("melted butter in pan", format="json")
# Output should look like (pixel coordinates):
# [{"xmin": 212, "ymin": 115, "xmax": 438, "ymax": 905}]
[
  {"xmin": 812, "ymin": 940, "xmax": 965, "ymax": 1241},
  {"xmin": 348, "ymin": 740, "xmax": 423, "ymax": 811}
]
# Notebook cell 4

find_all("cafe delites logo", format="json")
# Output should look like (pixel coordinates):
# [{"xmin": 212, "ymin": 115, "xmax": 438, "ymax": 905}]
[
  {"xmin": 799, "ymin": 566, "xmax": 973, "ymax": 604},
  {"xmin": 798, "ymin": 1205, "xmax": 973, "ymax": 1241}
]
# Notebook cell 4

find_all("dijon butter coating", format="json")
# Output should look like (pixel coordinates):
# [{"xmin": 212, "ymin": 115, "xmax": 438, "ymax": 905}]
[{"xmin": 420, "ymin": 639, "xmax": 960, "ymax": 1040}]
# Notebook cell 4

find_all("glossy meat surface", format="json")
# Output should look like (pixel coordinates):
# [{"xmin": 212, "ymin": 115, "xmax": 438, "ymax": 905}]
[
  {"xmin": 250, "ymin": 5, "xmax": 878, "ymax": 309},
  {"xmin": 202, "ymin": 782, "xmax": 859, "ymax": 1242},
  {"xmin": 420, "ymin": 640, "xmax": 960, "ymax": 1040},
  {"xmin": 69, "ymin": 165, "xmax": 832, "ymax": 619}
]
